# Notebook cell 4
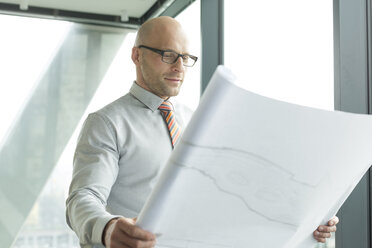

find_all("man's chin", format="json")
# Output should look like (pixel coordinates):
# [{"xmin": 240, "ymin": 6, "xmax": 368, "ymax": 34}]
[
  {"xmin": 165, "ymin": 88, "xmax": 181, "ymax": 98},
  {"xmin": 166, "ymin": 84, "xmax": 182, "ymax": 96},
  {"xmin": 168, "ymin": 91, "xmax": 180, "ymax": 97}
]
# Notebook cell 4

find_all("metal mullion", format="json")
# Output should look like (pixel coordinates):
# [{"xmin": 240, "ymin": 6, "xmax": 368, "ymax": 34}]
[
  {"xmin": 201, "ymin": 0, "xmax": 224, "ymax": 94},
  {"xmin": 367, "ymin": 0, "xmax": 372, "ymax": 247},
  {"xmin": 335, "ymin": 0, "xmax": 371, "ymax": 247}
]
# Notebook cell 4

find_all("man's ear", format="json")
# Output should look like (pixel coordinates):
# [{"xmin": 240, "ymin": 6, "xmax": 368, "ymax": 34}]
[{"xmin": 131, "ymin": 47, "xmax": 140, "ymax": 65}]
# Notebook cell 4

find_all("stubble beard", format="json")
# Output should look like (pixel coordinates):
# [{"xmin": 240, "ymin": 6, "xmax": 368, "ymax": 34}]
[
  {"xmin": 141, "ymin": 64, "xmax": 183, "ymax": 98},
  {"xmin": 146, "ymin": 78, "xmax": 182, "ymax": 98}
]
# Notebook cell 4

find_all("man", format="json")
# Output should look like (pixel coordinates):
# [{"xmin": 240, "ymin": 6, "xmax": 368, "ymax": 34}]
[{"xmin": 66, "ymin": 16, "xmax": 337, "ymax": 248}]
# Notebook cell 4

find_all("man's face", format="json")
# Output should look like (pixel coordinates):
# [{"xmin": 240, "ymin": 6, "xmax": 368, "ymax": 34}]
[{"xmin": 136, "ymin": 25, "xmax": 190, "ymax": 99}]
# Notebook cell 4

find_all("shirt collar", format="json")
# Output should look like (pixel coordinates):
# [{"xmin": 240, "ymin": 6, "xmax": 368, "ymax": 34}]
[{"xmin": 130, "ymin": 82, "xmax": 168, "ymax": 112}]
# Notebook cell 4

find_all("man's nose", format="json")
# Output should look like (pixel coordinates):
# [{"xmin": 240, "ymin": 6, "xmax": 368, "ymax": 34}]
[{"xmin": 172, "ymin": 56, "xmax": 185, "ymax": 72}]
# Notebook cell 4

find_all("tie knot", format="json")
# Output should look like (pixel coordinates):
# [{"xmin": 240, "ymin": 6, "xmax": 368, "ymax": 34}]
[{"xmin": 158, "ymin": 101, "xmax": 174, "ymax": 112}]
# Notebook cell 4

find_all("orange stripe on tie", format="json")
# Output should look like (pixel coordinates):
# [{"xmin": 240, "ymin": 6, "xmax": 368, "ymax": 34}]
[{"xmin": 158, "ymin": 101, "xmax": 182, "ymax": 148}]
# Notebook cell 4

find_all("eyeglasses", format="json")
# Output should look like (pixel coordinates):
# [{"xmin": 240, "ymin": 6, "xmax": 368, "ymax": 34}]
[{"xmin": 138, "ymin": 45, "xmax": 198, "ymax": 67}]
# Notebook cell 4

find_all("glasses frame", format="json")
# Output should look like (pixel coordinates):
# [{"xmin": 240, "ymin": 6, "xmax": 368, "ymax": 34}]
[{"xmin": 138, "ymin": 45, "xmax": 198, "ymax": 67}]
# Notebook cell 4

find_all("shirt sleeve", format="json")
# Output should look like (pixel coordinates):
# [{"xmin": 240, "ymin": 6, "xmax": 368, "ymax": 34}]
[{"xmin": 66, "ymin": 113, "xmax": 122, "ymax": 246}]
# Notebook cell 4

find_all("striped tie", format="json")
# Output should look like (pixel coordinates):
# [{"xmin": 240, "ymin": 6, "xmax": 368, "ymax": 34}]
[{"xmin": 158, "ymin": 101, "xmax": 181, "ymax": 148}]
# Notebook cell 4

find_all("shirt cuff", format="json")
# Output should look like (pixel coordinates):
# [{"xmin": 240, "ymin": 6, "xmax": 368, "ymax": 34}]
[{"xmin": 92, "ymin": 214, "xmax": 122, "ymax": 245}]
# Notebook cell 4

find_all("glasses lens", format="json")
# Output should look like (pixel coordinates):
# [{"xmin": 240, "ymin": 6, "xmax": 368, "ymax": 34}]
[
  {"xmin": 182, "ymin": 56, "xmax": 190, "ymax": 66},
  {"xmin": 184, "ymin": 56, "xmax": 196, "ymax": 67},
  {"xmin": 162, "ymin": 51, "xmax": 197, "ymax": 67},
  {"xmin": 162, "ymin": 51, "xmax": 178, "ymax": 64}
]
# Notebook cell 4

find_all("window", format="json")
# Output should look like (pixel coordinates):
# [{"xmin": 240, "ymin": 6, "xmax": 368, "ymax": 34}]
[
  {"xmin": 0, "ymin": 15, "xmax": 132, "ymax": 248},
  {"xmin": 175, "ymin": 0, "xmax": 201, "ymax": 110},
  {"xmin": 225, "ymin": 0, "xmax": 334, "ymax": 111},
  {"xmin": 2, "ymin": 3, "xmax": 201, "ymax": 248}
]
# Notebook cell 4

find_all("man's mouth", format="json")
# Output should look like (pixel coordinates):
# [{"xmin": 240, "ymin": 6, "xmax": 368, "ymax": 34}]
[{"xmin": 164, "ymin": 77, "xmax": 182, "ymax": 82}]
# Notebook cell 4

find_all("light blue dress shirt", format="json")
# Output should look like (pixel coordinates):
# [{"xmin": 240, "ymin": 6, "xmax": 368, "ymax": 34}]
[{"xmin": 66, "ymin": 82, "xmax": 192, "ymax": 247}]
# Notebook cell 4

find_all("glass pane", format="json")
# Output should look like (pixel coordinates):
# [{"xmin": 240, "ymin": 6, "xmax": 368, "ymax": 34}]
[
  {"xmin": 0, "ymin": 15, "xmax": 71, "ymax": 142},
  {"xmin": 175, "ymin": 0, "xmax": 201, "ymax": 111},
  {"xmin": 225, "ymin": 0, "xmax": 334, "ymax": 111},
  {"xmin": 0, "ymin": 14, "xmax": 132, "ymax": 248},
  {"xmin": 11, "ymin": 30, "xmax": 137, "ymax": 248},
  {"xmin": 3, "ymin": 2, "xmax": 201, "ymax": 247}
]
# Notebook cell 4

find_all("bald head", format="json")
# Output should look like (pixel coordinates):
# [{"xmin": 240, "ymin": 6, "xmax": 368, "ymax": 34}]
[
  {"xmin": 131, "ymin": 16, "xmax": 192, "ymax": 99},
  {"xmin": 135, "ymin": 16, "xmax": 189, "ymax": 49}
]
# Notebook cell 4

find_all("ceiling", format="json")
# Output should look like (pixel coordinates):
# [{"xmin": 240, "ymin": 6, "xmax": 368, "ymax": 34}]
[{"xmin": 0, "ymin": 0, "xmax": 195, "ymax": 29}]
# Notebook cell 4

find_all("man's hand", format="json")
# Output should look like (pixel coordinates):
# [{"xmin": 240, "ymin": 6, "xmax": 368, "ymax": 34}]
[
  {"xmin": 313, "ymin": 216, "xmax": 339, "ymax": 243},
  {"xmin": 103, "ymin": 217, "xmax": 156, "ymax": 248}
]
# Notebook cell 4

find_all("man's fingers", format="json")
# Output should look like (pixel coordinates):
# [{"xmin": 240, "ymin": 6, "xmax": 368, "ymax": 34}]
[
  {"xmin": 328, "ymin": 216, "xmax": 339, "ymax": 226},
  {"xmin": 117, "ymin": 218, "xmax": 156, "ymax": 241},
  {"xmin": 111, "ymin": 226, "xmax": 156, "ymax": 248},
  {"xmin": 112, "ymin": 231, "xmax": 156, "ymax": 248},
  {"xmin": 314, "ymin": 230, "xmax": 332, "ymax": 238},
  {"xmin": 313, "ymin": 217, "xmax": 338, "ymax": 243},
  {"xmin": 105, "ymin": 217, "xmax": 156, "ymax": 248},
  {"xmin": 315, "ymin": 237, "xmax": 327, "ymax": 243},
  {"xmin": 318, "ymin": 225, "xmax": 337, "ymax": 233},
  {"xmin": 123, "ymin": 224, "xmax": 156, "ymax": 240},
  {"xmin": 124, "ymin": 235, "xmax": 156, "ymax": 248},
  {"xmin": 313, "ymin": 230, "xmax": 331, "ymax": 243},
  {"xmin": 109, "ymin": 239, "xmax": 131, "ymax": 248}
]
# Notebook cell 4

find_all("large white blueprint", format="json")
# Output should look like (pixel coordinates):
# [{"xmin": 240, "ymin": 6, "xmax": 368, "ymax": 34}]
[{"xmin": 137, "ymin": 65, "xmax": 372, "ymax": 248}]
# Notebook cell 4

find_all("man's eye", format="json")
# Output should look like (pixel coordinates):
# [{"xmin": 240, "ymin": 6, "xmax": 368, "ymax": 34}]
[{"xmin": 164, "ymin": 52, "xmax": 175, "ymax": 58}]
